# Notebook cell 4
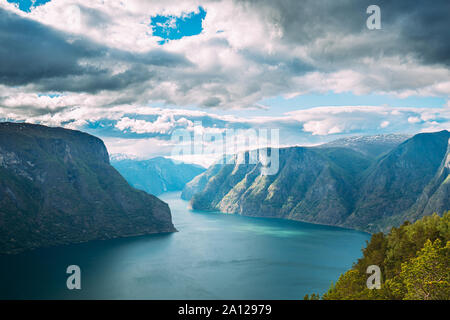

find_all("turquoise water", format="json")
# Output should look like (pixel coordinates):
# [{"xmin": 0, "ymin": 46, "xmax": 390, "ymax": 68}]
[{"xmin": 0, "ymin": 192, "xmax": 370, "ymax": 299}]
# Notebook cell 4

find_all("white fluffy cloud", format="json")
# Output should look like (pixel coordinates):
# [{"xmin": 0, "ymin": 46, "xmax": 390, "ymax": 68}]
[
  {"xmin": 1, "ymin": 0, "xmax": 449, "ymax": 165},
  {"xmin": 116, "ymin": 115, "xmax": 194, "ymax": 134},
  {"xmin": 1, "ymin": 0, "xmax": 449, "ymax": 113}
]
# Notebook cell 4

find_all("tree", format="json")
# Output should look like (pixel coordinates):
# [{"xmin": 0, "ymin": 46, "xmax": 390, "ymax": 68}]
[
  {"xmin": 319, "ymin": 212, "xmax": 450, "ymax": 300},
  {"xmin": 400, "ymin": 239, "xmax": 449, "ymax": 300}
]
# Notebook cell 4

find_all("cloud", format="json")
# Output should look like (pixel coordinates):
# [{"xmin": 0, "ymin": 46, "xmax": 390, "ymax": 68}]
[
  {"xmin": 408, "ymin": 117, "xmax": 421, "ymax": 124},
  {"xmin": 0, "ymin": 8, "xmax": 88, "ymax": 86},
  {"xmin": 0, "ymin": 7, "xmax": 190, "ymax": 92},
  {"xmin": 0, "ymin": 0, "xmax": 449, "ymax": 166},
  {"xmin": 302, "ymin": 120, "xmax": 344, "ymax": 136},
  {"xmin": 256, "ymin": 0, "xmax": 450, "ymax": 67},
  {"xmin": 103, "ymin": 136, "xmax": 176, "ymax": 159},
  {"xmin": 0, "ymin": 0, "xmax": 448, "ymax": 115},
  {"xmin": 115, "ymin": 115, "xmax": 194, "ymax": 134}
]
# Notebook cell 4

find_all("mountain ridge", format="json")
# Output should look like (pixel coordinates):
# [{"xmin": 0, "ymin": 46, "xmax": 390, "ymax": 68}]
[
  {"xmin": 184, "ymin": 131, "xmax": 449, "ymax": 232},
  {"xmin": 0, "ymin": 122, "xmax": 176, "ymax": 254}
]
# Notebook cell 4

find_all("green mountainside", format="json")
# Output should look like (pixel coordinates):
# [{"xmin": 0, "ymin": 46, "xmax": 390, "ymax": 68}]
[
  {"xmin": 347, "ymin": 130, "xmax": 450, "ymax": 232},
  {"xmin": 181, "ymin": 162, "xmax": 224, "ymax": 200},
  {"xmin": 184, "ymin": 131, "xmax": 450, "ymax": 232},
  {"xmin": 0, "ymin": 122, "xmax": 175, "ymax": 254}
]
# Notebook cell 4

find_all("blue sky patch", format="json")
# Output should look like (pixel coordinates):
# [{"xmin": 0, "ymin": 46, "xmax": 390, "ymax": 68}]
[
  {"xmin": 7, "ymin": 0, "xmax": 51, "ymax": 12},
  {"xmin": 150, "ymin": 7, "xmax": 206, "ymax": 44},
  {"xmin": 37, "ymin": 93, "xmax": 61, "ymax": 98}
]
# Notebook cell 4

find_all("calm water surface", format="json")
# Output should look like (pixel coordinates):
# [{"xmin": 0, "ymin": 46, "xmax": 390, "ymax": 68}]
[{"xmin": 0, "ymin": 192, "xmax": 370, "ymax": 299}]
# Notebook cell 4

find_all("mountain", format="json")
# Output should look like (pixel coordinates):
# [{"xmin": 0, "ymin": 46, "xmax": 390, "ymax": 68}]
[
  {"xmin": 181, "ymin": 157, "xmax": 228, "ymax": 200},
  {"xmin": 111, "ymin": 157, "xmax": 205, "ymax": 196},
  {"xmin": 406, "ymin": 140, "xmax": 450, "ymax": 221},
  {"xmin": 184, "ymin": 131, "xmax": 450, "ymax": 232},
  {"xmin": 347, "ymin": 130, "xmax": 450, "ymax": 232},
  {"xmin": 109, "ymin": 153, "xmax": 139, "ymax": 161},
  {"xmin": 0, "ymin": 122, "xmax": 175, "ymax": 254},
  {"xmin": 320, "ymin": 134, "xmax": 410, "ymax": 158},
  {"xmin": 186, "ymin": 146, "xmax": 373, "ymax": 226}
]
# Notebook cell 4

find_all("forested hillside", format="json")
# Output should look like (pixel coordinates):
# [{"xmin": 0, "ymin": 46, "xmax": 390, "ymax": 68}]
[{"xmin": 306, "ymin": 212, "xmax": 449, "ymax": 300}]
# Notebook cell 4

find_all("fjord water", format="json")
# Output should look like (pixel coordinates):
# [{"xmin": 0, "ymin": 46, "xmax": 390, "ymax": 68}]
[{"xmin": 0, "ymin": 192, "xmax": 369, "ymax": 299}]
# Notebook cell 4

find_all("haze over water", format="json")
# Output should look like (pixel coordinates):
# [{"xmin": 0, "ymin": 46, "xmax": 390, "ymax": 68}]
[{"xmin": 0, "ymin": 192, "xmax": 370, "ymax": 299}]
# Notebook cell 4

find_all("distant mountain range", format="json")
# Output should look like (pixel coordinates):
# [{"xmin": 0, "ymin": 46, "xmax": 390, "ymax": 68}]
[
  {"xmin": 0, "ymin": 123, "xmax": 175, "ymax": 254},
  {"xmin": 111, "ymin": 157, "xmax": 205, "ymax": 196},
  {"xmin": 183, "ymin": 131, "xmax": 450, "ymax": 233},
  {"xmin": 319, "ymin": 134, "xmax": 411, "ymax": 157}
]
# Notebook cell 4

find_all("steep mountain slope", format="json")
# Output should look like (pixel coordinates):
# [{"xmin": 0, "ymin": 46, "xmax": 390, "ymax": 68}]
[
  {"xmin": 111, "ymin": 157, "xmax": 205, "ymax": 196},
  {"xmin": 398, "ymin": 136, "xmax": 450, "ymax": 226},
  {"xmin": 187, "ymin": 147, "xmax": 372, "ymax": 227},
  {"xmin": 181, "ymin": 162, "xmax": 224, "ymax": 200},
  {"xmin": 0, "ymin": 122, "xmax": 175, "ymax": 254},
  {"xmin": 185, "ymin": 131, "xmax": 449, "ymax": 232},
  {"xmin": 347, "ymin": 130, "xmax": 450, "ymax": 232}
]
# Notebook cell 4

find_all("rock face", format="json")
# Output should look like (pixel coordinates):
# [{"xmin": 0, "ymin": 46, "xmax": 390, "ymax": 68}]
[
  {"xmin": 0, "ymin": 122, "xmax": 175, "ymax": 254},
  {"xmin": 346, "ymin": 130, "xmax": 450, "ymax": 232},
  {"xmin": 184, "ymin": 131, "xmax": 450, "ymax": 233},
  {"xmin": 112, "ymin": 157, "xmax": 205, "ymax": 196},
  {"xmin": 181, "ymin": 163, "xmax": 223, "ymax": 200}
]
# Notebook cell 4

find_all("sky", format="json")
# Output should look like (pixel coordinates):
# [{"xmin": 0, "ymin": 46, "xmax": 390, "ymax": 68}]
[{"xmin": 0, "ymin": 0, "xmax": 449, "ymax": 166}]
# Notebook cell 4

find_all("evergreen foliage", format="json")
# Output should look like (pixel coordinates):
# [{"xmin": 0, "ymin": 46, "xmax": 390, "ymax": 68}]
[{"xmin": 311, "ymin": 212, "xmax": 449, "ymax": 300}]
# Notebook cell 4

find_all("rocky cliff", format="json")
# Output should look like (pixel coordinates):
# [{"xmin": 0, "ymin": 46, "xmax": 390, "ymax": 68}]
[
  {"xmin": 346, "ymin": 130, "xmax": 450, "ymax": 232},
  {"xmin": 0, "ymin": 122, "xmax": 175, "ymax": 254},
  {"xmin": 184, "ymin": 131, "xmax": 450, "ymax": 233}
]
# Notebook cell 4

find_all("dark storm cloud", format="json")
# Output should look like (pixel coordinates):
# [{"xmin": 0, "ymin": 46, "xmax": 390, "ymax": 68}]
[
  {"xmin": 202, "ymin": 96, "xmax": 221, "ymax": 107},
  {"xmin": 36, "ymin": 66, "xmax": 155, "ymax": 94},
  {"xmin": 244, "ymin": 0, "xmax": 450, "ymax": 67},
  {"xmin": 111, "ymin": 49, "xmax": 192, "ymax": 68},
  {"xmin": 0, "ymin": 99, "xmax": 72, "ymax": 117},
  {"xmin": 0, "ymin": 8, "xmax": 191, "ymax": 91},
  {"xmin": 388, "ymin": 0, "xmax": 450, "ymax": 66},
  {"xmin": 0, "ymin": 8, "xmax": 88, "ymax": 85}
]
